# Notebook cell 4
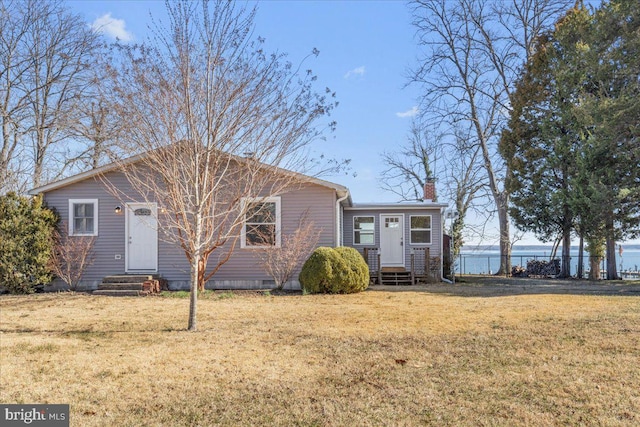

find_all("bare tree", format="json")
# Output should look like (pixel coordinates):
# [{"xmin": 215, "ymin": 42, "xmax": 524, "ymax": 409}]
[
  {"xmin": 379, "ymin": 120, "xmax": 441, "ymax": 202},
  {"xmin": 380, "ymin": 119, "xmax": 484, "ymax": 256},
  {"xmin": 409, "ymin": 0, "xmax": 574, "ymax": 275},
  {"xmin": 66, "ymin": 45, "xmax": 125, "ymax": 171},
  {"xmin": 25, "ymin": 0, "xmax": 101, "ymax": 186},
  {"xmin": 0, "ymin": 0, "xmax": 101, "ymax": 192},
  {"xmin": 109, "ymin": 1, "xmax": 337, "ymax": 331},
  {"xmin": 49, "ymin": 221, "xmax": 96, "ymax": 291},
  {"xmin": 1, "ymin": 0, "xmax": 33, "ymax": 193},
  {"xmin": 445, "ymin": 126, "xmax": 485, "ymax": 256},
  {"xmin": 256, "ymin": 211, "xmax": 321, "ymax": 290}
]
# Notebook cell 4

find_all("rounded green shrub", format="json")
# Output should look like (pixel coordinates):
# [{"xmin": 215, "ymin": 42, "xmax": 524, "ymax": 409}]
[
  {"xmin": 334, "ymin": 246, "xmax": 369, "ymax": 293},
  {"xmin": 298, "ymin": 247, "xmax": 345, "ymax": 294},
  {"xmin": 299, "ymin": 246, "xmax": 369, "ymax": 294}
]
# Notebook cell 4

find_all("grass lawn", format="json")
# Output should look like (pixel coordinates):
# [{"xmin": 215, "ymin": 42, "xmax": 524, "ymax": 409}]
[{"xmin": 1, "ymin": 283, "xmax": 639, "ymax": 426}]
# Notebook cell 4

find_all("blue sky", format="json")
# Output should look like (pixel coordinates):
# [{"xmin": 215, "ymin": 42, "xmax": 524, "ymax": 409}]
[
  {"xmin": 71, "ymin": 0, "xmax": 417, "ymax": 204},
  {"xmin": 68, "ymin": 0, "xmax": 637, "ymax": 247}
]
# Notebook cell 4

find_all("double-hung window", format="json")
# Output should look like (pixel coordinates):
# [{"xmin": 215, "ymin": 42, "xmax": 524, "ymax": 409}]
[
  {"xmin": 69, "ymin": 199, "xmax": 98, "ymax": 236},
  {"xmin": 241, "ymin": 197, "xmax": 281, "ymax": 248},
  {"xmin": 353, "ymin": 216, "xmax": 374, "ymax": 245},
  {"xmin": 410, "ymin": 215, "xmax": 431, "ymax": 244}
]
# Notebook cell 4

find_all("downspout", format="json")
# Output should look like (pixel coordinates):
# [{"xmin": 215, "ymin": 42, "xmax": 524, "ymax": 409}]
[{"xmin": 336, "ymin": 191, "xmax": 349, "ymax": 247}]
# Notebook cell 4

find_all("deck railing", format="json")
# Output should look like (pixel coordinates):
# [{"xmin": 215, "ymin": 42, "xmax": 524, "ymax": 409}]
[
  {"xmin": 362, "ymin": 247, "xmax": 381, "ymax": 284},
  {"xmin": 360, "ymin": 247, "xmax": 441, "ymax": 285},
  {"xmin": 411, "ymin": 247, "xmax": 441, "ymax": 284}
]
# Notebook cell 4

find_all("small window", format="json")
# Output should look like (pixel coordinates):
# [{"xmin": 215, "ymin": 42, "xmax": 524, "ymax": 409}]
[
  {"xmin": 354, "ymin": 216, "xmax": 374, "ymax": 245},
  {"xmin": 69, "ymin": 199, "xmax": 98, "ymax": 236},
  {"xmin": 385, "ymin": 217, "xmax": 399, "ymax": 228},
  {"xmin": 410, "ymin": 215, "xmax": 431, "ymax": 244},
  {"xmin": 241, "ymin": 197, "xmax": 281, "ymax": 248}
]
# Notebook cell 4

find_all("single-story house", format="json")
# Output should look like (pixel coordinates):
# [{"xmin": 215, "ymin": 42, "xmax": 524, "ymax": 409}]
[{"xmin": 29, "ymin": 153, "xmax": 447, "ymax": 291}]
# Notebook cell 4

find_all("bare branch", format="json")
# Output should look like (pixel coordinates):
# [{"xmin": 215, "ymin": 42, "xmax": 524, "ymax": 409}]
[
  {"xmin": 255, "ymin": 210, "xmax": 321, "ymax": 290},
  {"xmin": 49, "ymin": 221, "xmax": 96, "ymax": 291},
  {"xmin": 103, "ymin": 1, "xmax": 336, "ymax": 330},
  {"xmin": 409, "ymin": 0, "xmax": 572, "ymax": 273},
  {"xmin": 1, "ymin": 0, "xmax": 103, "ymax": 191}
]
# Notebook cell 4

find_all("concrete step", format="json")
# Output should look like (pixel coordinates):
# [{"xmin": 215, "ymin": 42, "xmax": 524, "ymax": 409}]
[
  {"xmin": 101, "ymin": 275, "xmax": 155, "ymax": 284},
  {"xmin": 98, "ymin": 282, "xmax": 145, "ymax": 291},
  {"xmin": 93, "ymin": 289, "xmax": 149, "ymax": 297}
]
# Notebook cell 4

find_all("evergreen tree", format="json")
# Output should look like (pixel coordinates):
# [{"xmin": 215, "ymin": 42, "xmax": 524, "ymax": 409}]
[
  {"xmin": 501, "ymin": 0, "xmax": 639, "ymax": 279},
  {"xmin": 577, "ymin": 0, "xmax": 640, "ymax": 278},
  {"xmin": 0, "ymin": 193, "xmax": 58, "ymax": 293},
  {"xmin": 500, "ymin": 6, "xmax": 592, "ymax": 277}
]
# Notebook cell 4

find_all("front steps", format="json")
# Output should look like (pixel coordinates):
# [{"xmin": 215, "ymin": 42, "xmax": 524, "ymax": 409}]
[
  {"xmin": 93, "ymin": 275, "xmax": 165, "ymax": 296},
  {"xmin": 373, "ymin": 267, "xmax": 439, "ymax": 285},
  {"xmin": 380, "ymin": 270, "xmax": 413, "ymax": 286}
]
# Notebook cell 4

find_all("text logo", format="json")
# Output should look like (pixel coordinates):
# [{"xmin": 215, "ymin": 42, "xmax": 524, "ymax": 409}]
[{"xmin": 1, "ymin": 405, "xmax": 69, "ymax": 427}]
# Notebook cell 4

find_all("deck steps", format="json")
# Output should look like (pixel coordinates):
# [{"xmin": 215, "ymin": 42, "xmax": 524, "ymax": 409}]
[
  {"xmin": 380, "ymin": 270, "xmax": 413, "ymax": 286},
  {"xmin": 93, "ymin": 275, "xmax": 165, "ymax": 296}
]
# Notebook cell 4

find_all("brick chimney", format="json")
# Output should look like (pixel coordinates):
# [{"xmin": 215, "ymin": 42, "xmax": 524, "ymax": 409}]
[{"xmin": 423, "ymin": 178, "xmax": 436, "ymax": 202}]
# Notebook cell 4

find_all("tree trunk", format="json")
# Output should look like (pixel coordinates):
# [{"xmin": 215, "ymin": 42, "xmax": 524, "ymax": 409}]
[
  {"xmin": 605, "ymin": 237, "xmax": 618, "ymax": 280},
  {"xmin": 33, "ymin": 133, "xmax": 45, "ymax": 188},
  {"xmin": 607, "ymin": 234, "xmax": 620, "ymax": 280},
  {"xmin": 497, "ymin": 193, "xmax": 511, "ymax": 276},
  {"xmin": 197, "ymin": 256, "xmax": 207, "ymax": 292},
  {"xmin": 188, "ymin": 261, "xmax": 198, "ymax": 331},
  {"xmin": 605, "ymin": 215, "xmax": 619, "ymax": 280},
  {"xmin": 560, "ymin": 230, "xmax": 571, "ymax": 278},
  {"xmin": 559, "ymin": 203, "xmax": 572, "ymax": 278},
  {"xmin": 577, "ymin": 235, "xmax": 584, "ymax": 279},
  {"xmin": 589, "ymin": 254, "xmax": 601, "ymax": 280}
]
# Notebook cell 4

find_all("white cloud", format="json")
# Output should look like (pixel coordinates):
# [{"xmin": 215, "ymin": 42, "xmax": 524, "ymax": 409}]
[
  {"xmin": 344, "ymin": 66, "xmax": 366, "ymax": 79},
  {"xmin": 396, "ymin": 106, "xmax": 419, "ymax": 118},
  {"xmin": 91, "ymin": 13, "xmax": 134, "ymax": 42}
]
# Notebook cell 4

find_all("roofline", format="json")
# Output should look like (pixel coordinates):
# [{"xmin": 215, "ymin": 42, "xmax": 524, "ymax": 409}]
[
  {"xmin": 27, "ymin": 149, "xmax": 350, "ymax": 196},
  {"xmin": 302, "ymin": 175, "xmax": 349, "ymax": 198},
  {"xmin": 27, "ymin": 152, "xmax": 146, "ymax": 195},
  {"xmin": 345, "ymin": 202, "xmax": 448, "ymax": 210}
]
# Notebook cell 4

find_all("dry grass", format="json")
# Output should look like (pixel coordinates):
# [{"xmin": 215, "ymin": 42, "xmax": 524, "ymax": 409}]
[{"xmin": 1, "ymin": 284, "xmax": 639, "ymax": 426}]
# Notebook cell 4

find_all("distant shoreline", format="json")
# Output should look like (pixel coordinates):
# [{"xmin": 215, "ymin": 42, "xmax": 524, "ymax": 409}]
[{"xmin": 461, "ymin": 244, "xmax": 640, "ymax": 252}]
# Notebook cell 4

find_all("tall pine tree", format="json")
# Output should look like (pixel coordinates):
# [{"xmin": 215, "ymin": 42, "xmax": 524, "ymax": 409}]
[{"xmin": 501, "ymin": 0, "xmax": 640, "ymax": 279}]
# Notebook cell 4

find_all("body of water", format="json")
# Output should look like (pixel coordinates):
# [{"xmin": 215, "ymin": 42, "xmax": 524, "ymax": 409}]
[{"xmin": 455, "ymin": 245, "xmax": 640, "ymax": 279}]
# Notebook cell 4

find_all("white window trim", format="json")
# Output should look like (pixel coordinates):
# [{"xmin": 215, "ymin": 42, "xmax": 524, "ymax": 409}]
[
  {"xmin": 240, "ymin": 196, "xmax": 281, "ymax": 249},
  {"xmin": 409, "ymin": 214, "xmax": 432, "ymax": 245},
  {"xmin": 69, "ymin": 199, "xmax": 99, "ymax": 236},
  {"xmin": 353, "ymin": 216, "xmax": 375, "ymax": 245}
]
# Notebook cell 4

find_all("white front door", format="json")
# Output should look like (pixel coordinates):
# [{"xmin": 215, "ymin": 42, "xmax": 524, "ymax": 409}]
[
  {"xmin": 380, "ymin": 214, "xmax": 404, "ymax": 267},
  {"xmin": 126, "ymin": 203, "xmax": 158, "ymax": 272}
]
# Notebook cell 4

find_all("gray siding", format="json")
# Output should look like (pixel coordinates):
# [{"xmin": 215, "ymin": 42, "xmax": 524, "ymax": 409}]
[
  {"xmin": 343, "ymin": 207, "xmax": 443, "ymax": 269},
  {"xmin": 44, "ymin": 172, "xmax": 129, "ymax": 288},
  {"xmin": 42, "ymin": 171, "xmax": 338, "ymax": 289},
  {"xmin": 202, "ymin": 182, "xmax": 337, "ymax": 287}
]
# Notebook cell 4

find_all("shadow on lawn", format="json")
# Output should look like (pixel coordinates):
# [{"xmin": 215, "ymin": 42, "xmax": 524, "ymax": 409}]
[{"xmin": 368, "ymin": 276, "xmax": 640, "ymax": 298}]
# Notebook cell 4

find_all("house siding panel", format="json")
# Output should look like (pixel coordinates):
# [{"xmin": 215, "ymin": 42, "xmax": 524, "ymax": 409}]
[
  {"xmin": 208, "ymin": 183, "xmax": 336, "ymax": 288},
  {"xmin": 343, "ymin": 207, "xmax": 443, "ymax": 271},
  {"xmin": 41, "ymin": 171, "xmax": 338, "ymax": 290},
  {"xmin": 43, "ymin": 172, "xmax": 131, "ymax": 288}
]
